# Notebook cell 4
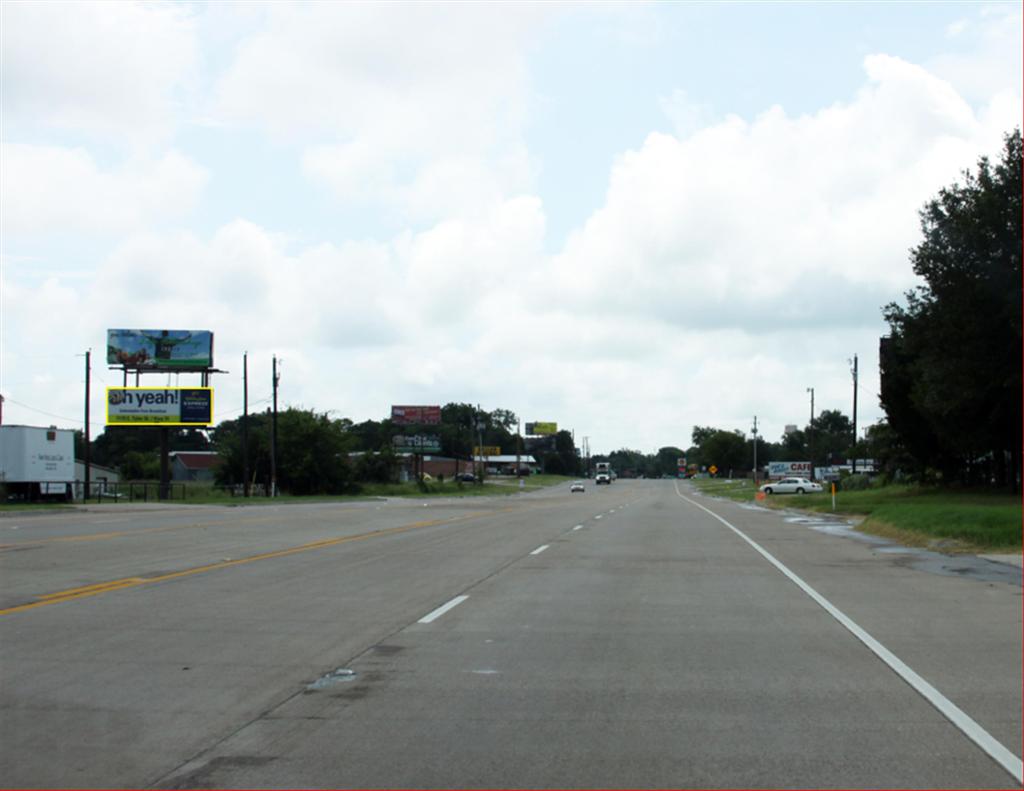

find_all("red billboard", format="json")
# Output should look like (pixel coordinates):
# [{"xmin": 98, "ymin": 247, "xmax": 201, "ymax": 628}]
[{"xmin": 390, "ymin": 405, "xmax": 442, "ymax": 425}]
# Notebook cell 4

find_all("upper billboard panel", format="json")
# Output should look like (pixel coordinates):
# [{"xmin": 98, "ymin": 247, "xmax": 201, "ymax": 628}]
[
  {"xmin": 390, "ymin": 405, "xmax": 442, "ymax": 425},
  {"xmin": 527, "ymin": 421, "xmax": 557, "ymax": 436},
  {"xmin": 107, "ymin": 329, "xmax": 214, "ymax": 370}
]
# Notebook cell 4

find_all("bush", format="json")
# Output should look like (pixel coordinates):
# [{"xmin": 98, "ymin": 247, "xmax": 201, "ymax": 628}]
[{"xmin": 840, "ymin": 473, "xmax": 872, "ymax": 491}]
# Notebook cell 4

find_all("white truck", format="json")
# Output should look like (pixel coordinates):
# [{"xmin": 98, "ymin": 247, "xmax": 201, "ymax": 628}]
[
  {"xmin": 0, "ymin": 425, "xmax": 75, "ymax": 501},
  {"xmin": 595, "ymin": 461, "xmax": 611, "ymax": 485}
]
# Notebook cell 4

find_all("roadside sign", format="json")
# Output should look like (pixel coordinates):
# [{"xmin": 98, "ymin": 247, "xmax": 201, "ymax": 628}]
[{"xmin": 709, "ymin": 465, "xmax": 718, "ymax": 475}]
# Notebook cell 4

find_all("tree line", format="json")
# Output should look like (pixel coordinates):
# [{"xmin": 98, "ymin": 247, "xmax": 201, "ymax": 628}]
[{"xmin": 78, "ymin": 403, "xmax": 584, "ymax": 495}]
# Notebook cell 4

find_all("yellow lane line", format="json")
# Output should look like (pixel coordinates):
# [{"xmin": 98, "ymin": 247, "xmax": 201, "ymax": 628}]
[{"xmin": 0, "ymin": 512, "xmax": 488, "ymax": 617}]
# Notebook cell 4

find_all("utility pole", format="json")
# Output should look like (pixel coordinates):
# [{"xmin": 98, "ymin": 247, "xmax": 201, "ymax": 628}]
[
  {"xmin": 851, "ymin": 354, "xmax": 859, "ymax": 474},
  {"xmin": 806, "ymin": 387, "xmax": 815, "ymax": 481},
  {"xmin": 752, "ymin": 415, "xmax": 758, "ymax": 485},
  {"xmin": 516, "ymin": 418, "xmax": 522, "ymax": 482},
  {"xmin": 242, "ymin": 352, "xmax": 249, "ymax": 497},
  {"xmin": 476, "ymin": 404, "xmax": 485, "ymax": 481},
  {"xmin": 271, "ymin": 356, "xmax": 279, "ymax": 497},
  {"xmin": 84, "ymin": 350, "xmax": 91, "ymax": 502}
]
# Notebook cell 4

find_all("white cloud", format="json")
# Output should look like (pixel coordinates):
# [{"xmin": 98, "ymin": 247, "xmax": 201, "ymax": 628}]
[
  {"xmin": 928, "ymin": 4, "xmax": 1023, "ymax": 109},
  {"xmin": 1, "ymin": 0, "xmax": 199, "ymax": 143},
  {"xmin": 1, "ymin": 144, "xmax": 208, "ymax": 235},
  {"xmin": 217, "ymin": 3, "xmax": 548, "ymax": 220},
  {"xmin": 541, "ymin": 54, "xmax": 1013, "ymax": 342}
]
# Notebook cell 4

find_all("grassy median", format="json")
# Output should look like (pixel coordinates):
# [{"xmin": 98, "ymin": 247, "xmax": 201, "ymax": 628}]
[{"xmin": 689, "ymin": 477, "xmax": 1022, "ymax": 553}]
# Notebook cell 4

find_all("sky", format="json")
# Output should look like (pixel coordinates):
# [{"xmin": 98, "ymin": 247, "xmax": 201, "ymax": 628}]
[{"xmin": 1, "ymin": 1, "xmax": 1021, "ymax": 456}]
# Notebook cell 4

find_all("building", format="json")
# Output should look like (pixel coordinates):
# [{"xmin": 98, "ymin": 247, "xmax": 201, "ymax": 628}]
[
  {"xmin": 74, "ymin": 460, "xmax": 121, "ymax": 498},
  {"xmin": 170, "ymin": 451, "xmax": 221, "ymax": 482},
  {"xmin": 472, "ymin": 455, "xmax": 538, "ymax": 475}
]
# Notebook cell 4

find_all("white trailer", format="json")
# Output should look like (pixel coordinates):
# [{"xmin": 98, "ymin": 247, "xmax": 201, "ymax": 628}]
[{"xmin": 0, "ymin": 425, "xmax": 75, "ymax": 501}]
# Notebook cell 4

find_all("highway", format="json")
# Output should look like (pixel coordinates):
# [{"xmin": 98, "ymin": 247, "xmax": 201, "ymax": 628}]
[{"xmin": 1, "ymin": 480, "xmax": 1020, "ymax": 788}]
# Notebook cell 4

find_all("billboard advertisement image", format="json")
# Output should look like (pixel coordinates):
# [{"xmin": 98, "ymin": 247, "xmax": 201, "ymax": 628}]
[
  {"xmin": 107, "ymin": 329, "xmax": 214, "ymax": 369},
  {"xmin": 767, "ymin": 461, "xmax": 812, "ymax": 479},
  {"xmin": 390, "ymin": 405, "xmax": 442, "ymax": 425},
  {"xmin": 106, "ymin": 388, "xmax": 213, "ymax": 426},
  {"xmin": 526, "ymin": 421, "xmax": 557, "ymax": 436}
]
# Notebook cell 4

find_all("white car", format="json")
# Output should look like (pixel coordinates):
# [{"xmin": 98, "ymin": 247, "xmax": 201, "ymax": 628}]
[
  {"xmin": 759, "ymin": 477, "xmax": 822, "ymax": 495},
  {"xmin": 570, "ymin": 481, "xmax": 585, "ymax": 493}
]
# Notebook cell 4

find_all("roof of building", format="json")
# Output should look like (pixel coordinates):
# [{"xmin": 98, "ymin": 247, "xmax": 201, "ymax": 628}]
[
  {"xmin": 170, "ymin": 451, "xmax": 221, "ymax": 470},
  {"xmin": 472, "ymin": 455, "xmax": 537, "ymax": 464}
]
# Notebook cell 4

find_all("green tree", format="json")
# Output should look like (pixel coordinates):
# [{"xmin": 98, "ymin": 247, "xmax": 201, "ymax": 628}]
[
  {"xmin": 883, "ymin": 130, "xmax": 1022, "ymax": 490},
  {"xmin": 214, "ymin": 408, "xmax": 355, "ymax": 495},
  {"xmin": 694, "ymin": 429, "xmax": 747, "ymax": 475},
  {"xmin": 809, "ymin": 409, "xmax": 854, "ymax": 467},
  {"xmin": 654, "ymin": 446, "xmax": 686, "ymax": 477}
]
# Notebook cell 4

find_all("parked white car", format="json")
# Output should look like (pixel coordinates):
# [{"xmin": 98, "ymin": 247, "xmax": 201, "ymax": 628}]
[{"xmin": 759, "ymin": 477, "xmax": 822, "ymax": 495}]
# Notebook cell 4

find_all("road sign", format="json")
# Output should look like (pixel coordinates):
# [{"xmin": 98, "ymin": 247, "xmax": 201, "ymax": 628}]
[{"xmin": 709, "ymin": 465, "xmax": 718, "ymax": 475}]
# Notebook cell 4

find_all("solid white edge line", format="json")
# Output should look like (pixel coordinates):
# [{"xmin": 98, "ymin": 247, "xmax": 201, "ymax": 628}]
[
  {"xmin": 530, "ymin": 544, "xmax": 549, "ymax": 555},
  {"xmin": 674, "ymin": 482, "xmax": 1024, "ymax": 785},
  {"xmin": 418, "ymin": 595, "xmax": 469, "ymax": 624}
]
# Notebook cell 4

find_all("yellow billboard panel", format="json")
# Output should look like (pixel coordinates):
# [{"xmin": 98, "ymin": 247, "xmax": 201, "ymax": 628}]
[
  {"xmin": 532, "ymin": 422, "xmax": 557, "ymax": 435},
  {"xmin": 106, "ymin": 387, "xmax": 213, "ymax": 426},
  {"xmin": 474, "ymin": 446, "xmax": 502, "ymax": 456}
]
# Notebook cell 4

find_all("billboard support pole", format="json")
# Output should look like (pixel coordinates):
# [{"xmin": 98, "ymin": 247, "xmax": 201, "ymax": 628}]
[{"xmin": 159, "ymin": 427, "xmax": 170, "ymax": 500}]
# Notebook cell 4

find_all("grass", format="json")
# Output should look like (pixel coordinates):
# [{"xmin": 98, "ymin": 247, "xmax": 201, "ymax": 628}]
[
  {"xmin": 0, "ymin": 502, "xmax": 76, "ymax": 513},
  {"xmin": 689, "ymin": 477, "xmax": 1022, "ymax": 552},
  {"xmin": 7, "ymin": 475, "xmax": 576, "ymax": 508}
]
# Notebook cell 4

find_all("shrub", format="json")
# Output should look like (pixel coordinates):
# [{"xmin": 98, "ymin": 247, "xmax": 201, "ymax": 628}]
[{"xmin": 841, "ymin": 473, "xmax": 872, "ymax": 491}]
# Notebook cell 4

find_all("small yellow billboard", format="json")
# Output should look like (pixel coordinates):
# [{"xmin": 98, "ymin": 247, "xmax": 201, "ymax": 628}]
[{"xmin": 474, "ymin": 446, "xmax": 502, "ymax": 457}]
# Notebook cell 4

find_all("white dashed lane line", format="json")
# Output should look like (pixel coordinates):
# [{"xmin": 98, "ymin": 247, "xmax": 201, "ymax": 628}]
[
  {"xmin": 530, "ymin": 545, "xmax": 549, "ymax": 556},
  {"xmin": 418, "ymin": 595, "xmax": 469, "ymax": 624}
]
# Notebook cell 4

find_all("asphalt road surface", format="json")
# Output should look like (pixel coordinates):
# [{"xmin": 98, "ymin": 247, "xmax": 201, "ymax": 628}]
[{"xmin": 1, "ymin": 480, "xmax": 1020, "ymax": 788}]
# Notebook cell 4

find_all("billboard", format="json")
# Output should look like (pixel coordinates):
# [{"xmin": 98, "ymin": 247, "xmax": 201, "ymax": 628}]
[
  {"xmin": 390, "ymin": 405, "xmax": 442, "ymax": 425},
  {"xmin": 473, "ymin": 446, "xmax": 502, "ymax": 457},
  {"xmin": 525, "ymin": 421, "xmax": 557, "ymax": 436},
  {"xmin": 107, "ymin": 329, "xmax": 214, "ymax": 369},
  {"xmin": 393, "ymin": 435, "xmax": 441, "ymax": 453},
  {"xmin": 106, "ymin": 388, "xmax": 213, "ymax": 426},
  {"xmin": 767, "ymin": 461, "xmax": 812, "ymax": 479}
]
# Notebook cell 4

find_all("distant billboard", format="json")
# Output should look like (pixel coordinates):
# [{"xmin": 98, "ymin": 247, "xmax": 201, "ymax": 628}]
[
  {"xmin": 393, "ymin": 434, "xmax": 441, "ymax": 453},
  {"xmin": 767, "ymin": 461, "xmax": 812, "ymax": 479},
  {"xmin": 390, "ymin": 405, "xmax": 442, "ymax": 425},
  {"xmin": 106, "ymin": 387, "xmax": 213, "ymax": 426},
  {"xmin": 474, "ymin": 446, "xmax": 502, "ymax": 457},
  {"xmin": 526, "ymin": 421, "xmax": 557, "ymax": 436},
  {"xmin": 107, "ymin": 329, "xmax": 214, "ymax": 370}
]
